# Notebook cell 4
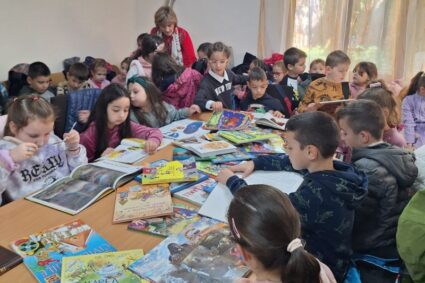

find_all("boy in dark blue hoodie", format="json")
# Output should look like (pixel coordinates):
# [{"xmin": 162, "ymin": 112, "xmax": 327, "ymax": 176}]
[{"xmin": 218, "ymin": 111, "xmax": 368, "ymax": 282}]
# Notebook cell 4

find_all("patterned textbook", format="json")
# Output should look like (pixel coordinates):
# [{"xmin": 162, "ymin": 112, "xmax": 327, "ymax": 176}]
[
  {"xmin": 61, "ymin": 249, "xmax": 147, "ymax": 283},
  {"xmin": 129, "ymin": 218, "xmax": 250, "ymax": 282},
  {"xmin": 113, "ymin": 183, "xmax": 173, "ymax": 223},
  {"xmin": 128, "ymin": 207, "xmax": 201, "ymax": 237},
  {"xmin": 10, "ymin": 219, "xmax": 115, "ymax": 283}
]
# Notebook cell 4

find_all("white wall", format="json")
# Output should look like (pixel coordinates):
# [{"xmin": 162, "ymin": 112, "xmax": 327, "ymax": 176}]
[{"xmin": 0, "ymin": 0, "xmax": 266, "ymax": 81}]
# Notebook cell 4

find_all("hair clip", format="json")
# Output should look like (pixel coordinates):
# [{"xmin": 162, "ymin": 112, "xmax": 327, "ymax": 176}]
[
  {"xmin": 369, "ymin": 82, "xmax": 382, "ymax": 88},
  {"xmin": 286, "ymin": 238, "xmax": 304, "ymax": 253},
  {"xmin": 231, "ymin": 218, "xmax": 241, "ymax": 239}
]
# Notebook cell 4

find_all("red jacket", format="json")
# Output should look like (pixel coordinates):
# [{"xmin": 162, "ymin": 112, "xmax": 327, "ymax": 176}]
[
  {"xmin": 150, "ymin": 26, "xmax": 196, "ymax": 67},
  {"xmin": 163, "ymin": 68, "xmax": 203, "ymax": 109}
]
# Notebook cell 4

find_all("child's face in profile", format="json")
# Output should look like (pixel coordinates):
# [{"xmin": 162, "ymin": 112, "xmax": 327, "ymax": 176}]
[
  {"xmin": 248, "ymin": 79, "xmax": 268, "ymax": 100},
  {"xmin": 128, "ymin": 82, "xmax": 148, "ymax": 108},
  {"xmin": 338, "ymin": 117, "xmax": 363, "ymax": 148},
  {"xmin": 28, "ymin": 76, "xmax": 50, "ymax": 94},
  {"xmin": 67, "ymin": 75, "xmax": 84, "ymax": 91},
  {"xmin": 159, "ymin": 22, "xmax": 175, "ymax": 37},
  {"xmin": 10, "ymin": 117, "xmax": 54, "ymax": 147},
  {"xmin": 272, "ymin": 65, "xmax": 285, "ymax": 83},
  {"xmin": 209, "ymin": 51, "xmax": 228, "ymax": 77},
  {"xmin": 284, "ymin": 131, "xmax": 310, "ymax": 170},
  {"xmin": 326, "ymin": 63, "xmax": 349, "ymax": 83},
  {"xmin": 120, "ymin": 63, "xmax": 129, "ymax": 78},
  {"xmin": 92, "ymin": 67, "xmax": 107, "ymax": 83},
  {"xmin": 310, "ymin": 63, "xmax": 325, "ymax": 74},
  {"xmin": 106, "ymin": 97, "xmax": 130, "ymax": 129},
  {"xmin": 288, "ymin": 57, "xmax": 306, "ymax": 76},
  {"xmin": 352, "ymin": 68, "xmax": 369, "ymax": 86}
]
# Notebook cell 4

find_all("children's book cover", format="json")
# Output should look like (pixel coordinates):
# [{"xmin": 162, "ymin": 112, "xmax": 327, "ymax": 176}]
[
  {"xmin": 242, "ymin": 135, "xmax": 286, "ymax": 154},
  {"xmin": 61, "ymin": 249, "xmax": 147, "ymax": 283},
  {"xmin": 10, "ymin": 219, "xmax": 116, "ymax": 283},
  {"xmin": 141, "ymin": 158, "xmax": 199, "ymax": 185},
  {"xmin": 211, "ymin": 151, "xmax": 254, "ymax": 164},
  {"xmin": 196, "ymin": 161, "xmax": 238, "ymax": 176},
  {"xmin": 128, "ymin": 218, "xmax": 249, "ymax": 283},
  {"xmin": 113, "ymin": 184, "xmax": 173, "ymax": 223},
  {"xmin": 128, "ymin": 207, "xmax": 201, "ymax": 237},
  {"xmin": 169, "ymin": 170, "xmax": 209, "ymax": 194},
  {"xmin": 204, "ymin": 110, "xmax": 251, "ymax": 130},
  {"xmin": 219, "ymin": 130, "xmax": 277, "ymax": 145},
  {"xmin": 174, "ymin": 179, "xmax": 217, "ymax": 205},
  {"xmin": 160, "ymin": 119, "xmax": 210, "ymax": 140}
]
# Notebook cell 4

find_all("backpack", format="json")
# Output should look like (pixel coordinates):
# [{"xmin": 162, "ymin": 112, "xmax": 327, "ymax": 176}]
[{"xmin": 397, "ymin": 188, "xmax": 425, "ymax": 283}]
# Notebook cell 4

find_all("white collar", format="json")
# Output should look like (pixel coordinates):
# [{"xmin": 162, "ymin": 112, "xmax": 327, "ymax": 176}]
[
  {"xmin": 209, "ymin": 69, "xmax": 229, "ymax": 83},
  {"xmin": 368, "ymin": 141, "xmax": 385, "ymax": 147}
]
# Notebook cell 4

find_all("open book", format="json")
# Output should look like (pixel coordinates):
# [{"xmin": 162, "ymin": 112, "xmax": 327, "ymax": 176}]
[
  {"xmin": 204, "ymin": 110, "xmax": 251, "ymax": 130},
  {"xmin": 26, "ymin": 160, "xmax": 142, "ymax": 215},
  {"xmin": 174, "ymin": 138, "xmax": 237, "ymax": 158},
  {"xmin": 254, "ymin": 112, "xmax": 289, "ymax": 131}
]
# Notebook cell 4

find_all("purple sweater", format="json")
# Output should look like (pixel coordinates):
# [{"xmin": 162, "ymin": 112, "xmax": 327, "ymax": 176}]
[
  {"xmin": 80, "ymin": 121, "xmax": 163, "ymax": 162},
  {"xmin": 402, "ymin": 93, "xmax": 425, "ymax": 148}
]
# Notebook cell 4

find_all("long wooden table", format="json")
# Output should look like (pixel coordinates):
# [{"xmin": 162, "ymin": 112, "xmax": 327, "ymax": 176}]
[{"xmin": 0, "ymin": 135, "xmax": 195, "ymax": 282}]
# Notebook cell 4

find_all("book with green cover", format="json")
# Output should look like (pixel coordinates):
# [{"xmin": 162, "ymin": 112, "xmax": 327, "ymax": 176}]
[
  {"xmin": 204, "ymin": 110, "xmax": 251, "ymax": 130},
  {"xmin": 61, "ymin": 249, "xmax": 147, "ymax": 283},
  {"xmin": 141, "ymin": 158, "xmax": 199, "ymax": 185},
  {"xmin": 218, "ymin": 130, "xmax": 277, "ymax": 145}
]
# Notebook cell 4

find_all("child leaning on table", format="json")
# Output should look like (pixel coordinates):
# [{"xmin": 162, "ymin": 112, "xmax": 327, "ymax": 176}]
[
  {"xmin": 217, "ymin": 111, "xmax": 368, "ymax": 282},
  {"xmin": 0, "ymin": 95, "xmax": 87, "ymax": 204}
]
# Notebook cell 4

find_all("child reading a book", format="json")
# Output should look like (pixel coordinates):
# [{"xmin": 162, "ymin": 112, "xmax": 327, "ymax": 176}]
[
  {"xmin": 88, "ymin": 58, "xmax": 111, "ymax": 89},
  {"xmin": 0, "ymin": 95, "xmax": 87, "ymax": 204},
  {"xmin": 228, "ymin": 184, "xmax": 336, "ymax": 283},
  {"xmin": 337, "ymin": 100, "xmax": 417, "ymax": 282},
  {"xmin": 80, "ymin": 83, "xmax": 163, "ymax": 162},
  {"xmin": 358, "ymin": 81, "xmax": 406, "ymax": 147},
  {"xmin": 298, "ymin": 50, "xmax": 351, "ymax": 114},
  {"xmin": 239, "ymin": 67, "xmax": 285, "ymax": 117},
  {"xmin": 402, "ymin": 71, "xmax": 425, "ymax": 149},
  {"xmin": 128, "ymin": 76, "xmax": 200, "ymax": 128},
  {"xmin": 194, "ymin": 41, "xmax": 247, "ymax": 112},
  {"xmin": 218, "ymin": 111, "xmax": 368, "ymax": 281},
  {"xmin": 349, "ymin": 62, "xmax": 378, "ymax": 99}
]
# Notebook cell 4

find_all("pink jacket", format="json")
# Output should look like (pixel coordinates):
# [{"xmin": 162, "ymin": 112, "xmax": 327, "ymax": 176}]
[
  {"xmin": 88, "ymin": 78, "xmax": 110, "ymax": 89},
  {"xmin": 349, "ymin": 82, "xmax": 366, "ymax": 99},
  {"xmin": 126, "ymin": 56, "xmax": 152, "ymax": 82},
  {"xmin": 163, "ymin": 68, "xmax": 203, "ymax": 109},
  {"xmin": 80, "ymin": 121, "xmax": 163, "ymax": 162}
]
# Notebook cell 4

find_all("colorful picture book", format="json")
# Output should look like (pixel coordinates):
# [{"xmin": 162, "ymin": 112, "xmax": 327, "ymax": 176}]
[
  {"xmin": 204, "ymin": 109, "xmax": 251, "ymax": 130},
  {"xmin": 0, "ymin": 245, "xmax": 22, "ymax": 275},
  {"xmin": 242, "ymin": 135, "xmax": 286, "ymax": 154},
  {"xmin": 10, "ymin": 219, "xmax": 116, "ymax": 283},
  {"xmin": 219, "ymin": 130, "xmax": 277, "ymax": 145},
  {"xmin": 174, "ymin": 178, "xmax": 217, "ymax": 205},
  {"xmin": 128, "ymin": 218, "xmax": 250, "ymax": 283},
  {"xmin": 211, "ymin": 151, "xmax": 254, "ymax": 164},
  {"xmin": 160, "ymin": 119, "xmax": 210, "ymax": 140},
  {"xmin": 113, "ymin": 183, "xmax": 173, "ymax": 223},
  {"xmin": 173, "ymin": 146, "xmax": 216, "ymax": 162},
  {"xmin": 140, "ymin": 158, "xmax": 199, "ymax": 185},
  {"xmin": 26, "ymin": 160, "xmax": 142, "ymax": 215},
  {"xmin": 254, "ymin": 112, "xmax": 289, "ymax": 131},
  {"xmin": 196, "ymin": 161, "xmax": 238, "ymax": 176},
  {"xmin": 61, "ymin": 249, "xmax": 146, "ymax": 283},
  {"xmin": 175, "ymin": 139, "xmax": 238, "ymax": 158},
  {"xmin": 128, "ymin": 207, "xmax": 201, "ymax": 237},
  {"xmin": 169, "ymin": 171, "xmax": 209, "ymax": 194}
]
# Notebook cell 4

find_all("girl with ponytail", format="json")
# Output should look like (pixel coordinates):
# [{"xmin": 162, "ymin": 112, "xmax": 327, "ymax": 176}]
[{"xmin": 227, "ymin": 184, "xmax": 336, "ymax": 283}]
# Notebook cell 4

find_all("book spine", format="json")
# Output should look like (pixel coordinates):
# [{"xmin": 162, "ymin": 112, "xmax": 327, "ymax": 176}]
[{"xmin": 0, "ymin": 258, "xmax": 23, "ymax": 275}]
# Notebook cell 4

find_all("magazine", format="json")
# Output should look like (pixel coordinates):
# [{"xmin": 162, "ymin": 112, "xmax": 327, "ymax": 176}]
[
  {"xmin": 204, "ymin": 110, "xmax": 251, "ymax": 130},
  {"xmin": 10, "ymin": 219, "xmax": 116, "ymax": 283},
  {"xmin": 128, "ymin": 207, "xmax": 201, "ymax": 237},
  {"xmin": 61, "ymin": 249, "xmax": 146, "ymax": 283},
  {"xmin": 160, "ymin": 119, "xmax": 210, "ymax": 140},
  {"xmin": 254, "ymin": 112, "xmax": 289, "ymax": 131},
  {"xmin": 128, "ymin": 218, "xmax": 250, "ymax": 283},
  {"xmin": 174, "ymin": 178, "xmax": 218, "ymax": 206},
  {"xmin": 26, "ymin": 160, "xmax": 142, "ymax": 215},
  {"xmin": 113, "ymin": 183, "xmax": 173, "ymax": 223}
]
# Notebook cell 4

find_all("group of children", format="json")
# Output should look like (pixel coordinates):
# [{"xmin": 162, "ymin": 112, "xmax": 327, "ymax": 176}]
[{"xmin": 1, "ymin": 4, "xmax": 425, "ymax": 283}]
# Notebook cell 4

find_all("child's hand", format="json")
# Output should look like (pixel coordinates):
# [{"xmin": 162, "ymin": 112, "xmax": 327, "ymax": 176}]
[
  {"xmin": 217, "ymin": 168, "xmax": 236, "ymax": 184},
  {"xmin": 229, "ymin": 161, "xmax": 255, "ymax": 178},
  {"xmin": 305, "ymin": 102, "xmax": 321, "ymax": 112},
  {"xmin": 63, "ymin": 130, "xmax": 80, "ymax": 151},
  {"xmin": 78, "ymin": 110, "xmax": 90, "ymax": 124},
  {"xmin": 271, "ymin": 110, "xmax": 284, "ymax": 118},
  {"xmin": 101, "ymin": 147, "xmax": 114, "ymax": 157},
  {"xmin": 144, "ymin": 140, "xmax": 159, "ymax": 154},
  {"xmin": 10, "ymin": 143, "xmax": 38, "ymax": 163},
  {"xmin": 189, "ymin": 104, "xmax": 201, "ymax": 115},
  {"xmin": 212, "ymin": 102, "xmax": 223, "ymax": 112}
]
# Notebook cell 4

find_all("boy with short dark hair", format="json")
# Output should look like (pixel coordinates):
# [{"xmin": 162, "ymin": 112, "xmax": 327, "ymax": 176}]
[
  {"xmin": 56, "ymin": 62, "xmax": 90, "ymax": 96},
  {"xmin": 281, "ymin": 47, "xmax": 307, "ymax": 106},
  {"xmin": 298, "ymin": 50, "xmax": 351, "ymax": 113},
  {"xmin": 218, "ymin": 111, "xmax": 368, "ymax": 282},
  {"xmin": 239, "ymin": 67, "xmax": 284, "ymax": 116},
  {"xmin": 19, "ymin": 61, "xmax": 55, "ymax": 102},
  {"xmin": 337, "ymin": 100, "xmax": 417, "ymax": 282}
]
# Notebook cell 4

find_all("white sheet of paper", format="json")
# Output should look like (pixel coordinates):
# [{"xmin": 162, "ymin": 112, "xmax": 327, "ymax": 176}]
[{"xmin": 198, "ymin": 170, "xmax": 303, "ymax": 222}]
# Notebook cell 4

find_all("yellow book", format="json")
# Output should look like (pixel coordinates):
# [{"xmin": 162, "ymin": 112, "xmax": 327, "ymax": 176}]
[{"xmin": 141, "ymin": 158, "xmax": 198, "ymax": 185}]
